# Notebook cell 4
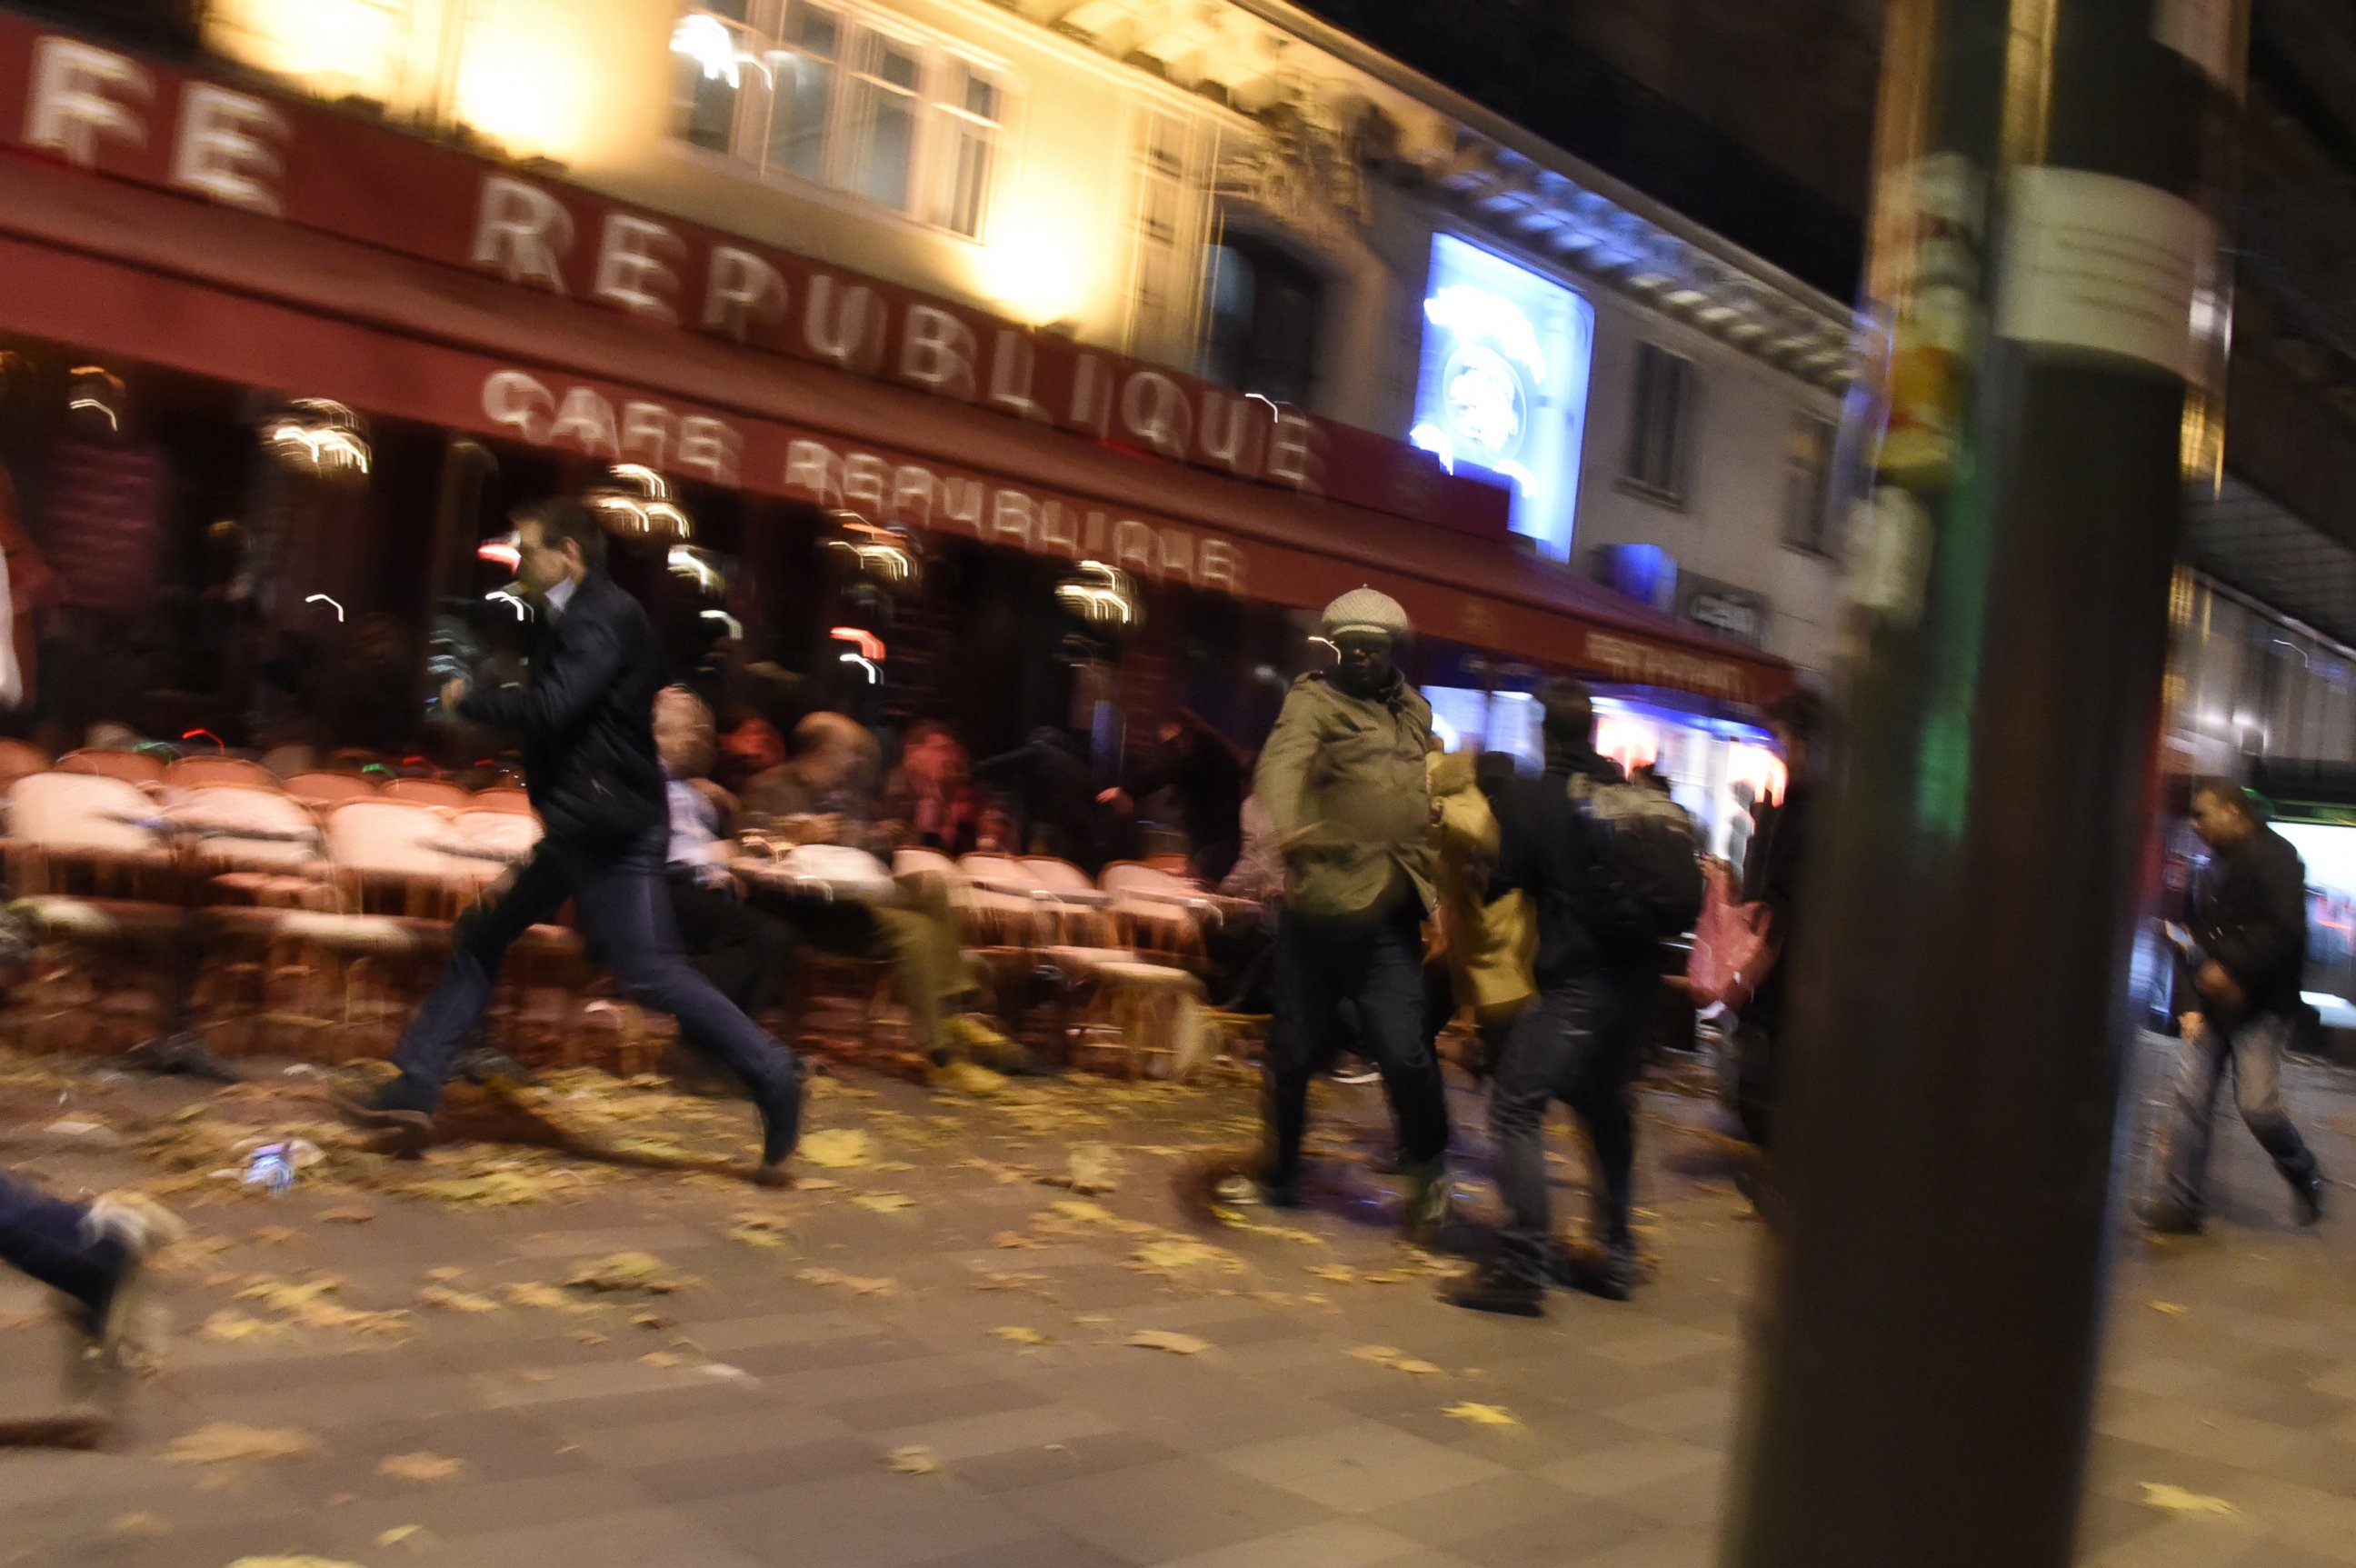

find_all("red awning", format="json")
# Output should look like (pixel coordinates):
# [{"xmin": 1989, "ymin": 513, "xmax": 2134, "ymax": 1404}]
[{"xmin": 0, "ymin": 153, "xmax": 1792, "ymax": 705}]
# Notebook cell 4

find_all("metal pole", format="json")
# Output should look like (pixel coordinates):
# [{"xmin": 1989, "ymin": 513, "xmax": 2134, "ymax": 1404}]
[{"xmin": 1722, "ymin": 4, "xmax": 2246, "ymax": 1566}]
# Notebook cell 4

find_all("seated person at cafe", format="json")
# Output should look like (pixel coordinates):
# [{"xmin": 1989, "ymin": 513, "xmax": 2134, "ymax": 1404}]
[
  {"xmin": 736, "ymin": 710, "xmax": 1024, "ymax": 1082},
  {"xmin": 654, "ymin": 688, "xmax": 796, "ymax": 1034}
]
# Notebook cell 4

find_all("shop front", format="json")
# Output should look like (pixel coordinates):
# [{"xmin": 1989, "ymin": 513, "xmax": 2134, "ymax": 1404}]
[{"xmin": 0, "ymin": 11, "xmax": 1789, "ymax": 775}]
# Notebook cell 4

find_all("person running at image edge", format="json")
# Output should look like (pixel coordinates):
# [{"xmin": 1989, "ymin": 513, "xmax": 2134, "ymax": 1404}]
[
  {"xmin": 0, "ymin": 1178, "xmax": 185, "ymax": 1423},
  {"xmin": 337, "ymin": 498, "xmax": 803, "ymax": 1185},
  {"xmin": 1237, "ymin": 587, "xmax": 1453, "ymax": 1239},
  {"xmin": 1451, "ymin": 681, "xmax": 1654, "ymax": 1316},
  {"xmin": 2149, "ymin": 779, "xmax": 2327, "ymax": 1233}
]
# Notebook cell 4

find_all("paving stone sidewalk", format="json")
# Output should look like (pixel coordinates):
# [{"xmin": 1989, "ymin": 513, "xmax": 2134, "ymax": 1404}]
[{"xmin": 0, "ymin": 1038, "xmax": 2351, "ymax": 1568}]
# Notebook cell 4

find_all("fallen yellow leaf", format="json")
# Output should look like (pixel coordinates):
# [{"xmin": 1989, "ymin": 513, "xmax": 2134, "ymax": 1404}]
[
  {"xmin": 853, "ymin": 1192, "xmax": 917, "ymax": 1213},
  {"xmin": 1443, "ymin": 1403, "xmax": 1521, "ymax": 1429},
  {"xmin": 888, "ymin": 1446, "xmax": 940, "ymax": 1474},
  {"xmin": 2139, "ymin": 1483, "xmax": 2238, "ymax": 1517},
  {"xmin": 424, "ymin": 1266, "xmax": 466, "ymax": 1283},
  {"xmin": 165, "ymin": 1423, "xmax": 321, "ymax": 1464},
  {"xmin": 799, "ymin": 1128, "xmax": 874, "ymax": 1168},
  {"xmin": 499, "ymin": 1282, "xmax": 574, "ymax": 1311},
  {"xmin": 565, "ymin": 1253, "xmax": 693, "ymax": 1293},
  {"xmin": 374, "ymin": 1525, "xmax": 424, "ymax": 1547},
  {"xmin": 1128, "ymin": 1330, "xmax": 1211, "ymax": 1355},
  {"xmin": 199, "ymin": 1310, "xmax": 284, "ymax": 1343},
  {"xmin": 993, "ymin": 1231, "xmax": 1043, "ymax": 1249},
  {"xmin": 727, "ymin": 1224, "xmax": 792, "ymax": 1249},
  {"xmin": 2148, "ymin": 1301, "xmax": 2191, "ymax": 1316},
  {"xmin": 377, "ymin": 1453, "xmax": 466, "ymax": 1483},
  {"xmin": 417, "ymin": 1284, "xmax": 502, "ymax": 1313},
  {"xmin": 249, "ymin": 1226, "xmax": 298, "ymax": 1245},
  {"xmin": 319, "ymin": 1207, "xmax": 374, "ymax": 1224},
  {"xmin": 641, "ymin": 1352, "xmax": 686, "ymax": 1369},
  {"xmin": 992, "ymin": 1326, "xmax": 1053, "ymax": 1346}
]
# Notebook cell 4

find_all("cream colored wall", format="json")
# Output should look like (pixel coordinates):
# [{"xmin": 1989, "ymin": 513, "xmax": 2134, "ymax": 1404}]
[{"xmin": 209, "ymin": 0, "xmax": 1234, "ymax": 356}]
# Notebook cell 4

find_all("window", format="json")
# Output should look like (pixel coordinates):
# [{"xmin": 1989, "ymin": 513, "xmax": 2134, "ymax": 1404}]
[
  {"xmin": 1201, "ymin": 235, "xmax": 1323, "ymax": 409},
  {"xmin": 1783, "ymin": 414, "xmax": 1839, "ymax": 556},
  {"xmin": 670, "ymin": 2, "xmax": 1006, "ymax": 237},
  {"xmin": 1623, "ymin": 342, "xmax": 1694, "ymax": 505},
  {"xmin": 1122, "ymin": 108, "xmax": 1213, "ymax": 361}
]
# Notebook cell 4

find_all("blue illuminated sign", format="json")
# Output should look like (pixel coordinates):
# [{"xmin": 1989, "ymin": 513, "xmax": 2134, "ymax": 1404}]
[{"xmin": 1411, "ymin": 235, "xmax": 1595, "ymax": 558}]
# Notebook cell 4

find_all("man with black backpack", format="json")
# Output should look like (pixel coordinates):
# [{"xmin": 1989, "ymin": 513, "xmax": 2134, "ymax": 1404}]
[{"xmin": 1450, "ymin": 681, "xmax": 1701, "ymax": 1315}]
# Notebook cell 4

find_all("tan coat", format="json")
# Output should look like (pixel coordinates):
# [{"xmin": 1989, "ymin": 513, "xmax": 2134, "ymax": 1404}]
[
  {"xmin": 1254, "ymin": 671, "xmax": 1436, "ymax": 917},
  {"xmin": 1428, "ymin": 751, "xmax": 1536, "ymax": 1020}
]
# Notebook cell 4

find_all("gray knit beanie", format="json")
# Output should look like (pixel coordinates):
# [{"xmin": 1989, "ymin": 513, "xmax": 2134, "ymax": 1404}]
[{"xmin": 1321, "ymin": 586, "xmax": 1412, "ymax": 643}]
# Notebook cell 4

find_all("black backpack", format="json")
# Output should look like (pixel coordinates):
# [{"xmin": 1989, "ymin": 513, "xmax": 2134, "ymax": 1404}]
[{"xmin": 1569, "ymin": 774, "xmax": 1705, "ymax": 945}]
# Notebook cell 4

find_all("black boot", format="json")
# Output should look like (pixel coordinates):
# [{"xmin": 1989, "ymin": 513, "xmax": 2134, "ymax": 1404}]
[
  {"xmin": 1447, "ymin": 1262, "xmax": 1545, "ymax": 1318},
  {"xmin": 332, "ymin": 1074, "xmax": 435, "ymax": 1159},
  {"xmin": 1552, "ymin": 1239, "xmax": 1638, "ymax": 1302},
  {"xmin": 751, "ymin": 1063, "xmax": 804, "ymax": 1188},
  {"xmin": 2293, "ymin": 1171, "xmax": 2326, "ymax": 1228}
]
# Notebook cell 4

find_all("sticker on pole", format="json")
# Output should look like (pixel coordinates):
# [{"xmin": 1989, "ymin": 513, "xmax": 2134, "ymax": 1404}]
[{"xmin": 1994, "ymin": 169, "xmax": 2214, "ymax": 383}]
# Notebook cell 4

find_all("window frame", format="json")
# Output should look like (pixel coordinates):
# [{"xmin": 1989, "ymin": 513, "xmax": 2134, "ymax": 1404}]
[
  {"xmin": 1621, "ymin": 340, "xmax": 1697, "ymax": 510},
  {"xmin": 1782, "ymin": 411, "xmax": 1842, "ymax": 558},
  {"xmin": 668, "ymin": 0, "xmax": 1012, "ymax": 242}
]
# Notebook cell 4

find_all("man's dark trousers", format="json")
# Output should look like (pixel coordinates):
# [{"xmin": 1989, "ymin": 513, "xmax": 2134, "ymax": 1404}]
[
  {"xmin": 391, "ymin": 825, "xmax": 799, "ymax": 1127},
  {"xmin": 1265, "ymin": 888, "xmax": 1452, "ymax": 1189}
]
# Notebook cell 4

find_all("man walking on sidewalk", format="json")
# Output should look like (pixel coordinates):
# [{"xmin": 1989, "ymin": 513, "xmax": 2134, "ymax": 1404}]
[
  {"xmin": 1242, "ymin": 588, "xmax": 1452, "ymax": 1238},
  {"xmin": 1452, "ymin": 682, "xmax": 1662, "ymax": 1315},
  {"xmin": 339, "ymin": 499, "xmax": 802, "ymax": 1185},
  {"xmin": 2150, "ymin": 779, "xmax": 2327, "ymax": 1233}
]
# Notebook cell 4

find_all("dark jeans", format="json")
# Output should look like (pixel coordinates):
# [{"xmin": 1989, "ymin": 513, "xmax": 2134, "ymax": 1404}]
[
  {"xmin": 391, "ymin": 827, "xmax": 799, "ymax": 1134},
  {"xmin": 1266, "ymin": 894, "xmax": 1452, "ymax": 1187},
  {"xmin": 2160, "ymin": 1011, "xmax": 2320, "ymax": 1217},
  {"xmin": 1490, "ymin": 974, "xmax": 1637, "ymax": 1286},
  {"xmin": 0, "ymin": 1173, "xmax": 112, "ymax": 1308},
  {"xmin": 669, "ymin": 872, "xmax": 795, "ymax": 1020}
]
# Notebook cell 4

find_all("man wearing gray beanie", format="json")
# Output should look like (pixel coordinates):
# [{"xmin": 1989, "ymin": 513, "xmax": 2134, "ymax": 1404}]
[{"xmin": 1238, "ymin": 586, "xmax": 1452, "ymax": 1238}]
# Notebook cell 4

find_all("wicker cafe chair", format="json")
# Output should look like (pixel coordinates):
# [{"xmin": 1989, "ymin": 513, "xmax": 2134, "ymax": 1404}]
[
  {"xmin": 164, "ymin": 786, "xmax": 331, "ymax": 1055},
  {"xmin": 2, "ymin": 772, "xmax": 185, "ymax": 1053},
  {"xmin": 1098, "ymin": 860, "xmax": 1218, "ymax": 970},
  {"xmin": 379, "ymin": 776, "xmax": 475, "ymax": 811},
  {"xmin": 164, "ymin": 754, "xmax": 281, "ymax": 792},
  {"xmin": 57, "ymin": 747, "xmax": 168, "ymax": 786},
  {"xmin": 284, "ymin": 771, "xmax": 380, "ymax": 809}
]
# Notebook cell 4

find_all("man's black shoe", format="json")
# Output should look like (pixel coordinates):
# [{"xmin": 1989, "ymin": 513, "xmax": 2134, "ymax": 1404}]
[
  {"xmin": 1552, "ymin": 1241, "xmax": 1637, "ymax": 1303},
  {"xmin": 333, "ymin": 1075, "xmax": 435, "ymax": 1159},
  {"xmin": 752, "ymin": 1063, "xmax": 804, "ymax": 1184},
  {"xmin": 1447, "ymin": 1264, "xmax": 1544, "ymax": 1318},
  {"xmin": 2293, "ymin": 1173, "xmax": 2327, "ymax": 1228},
  {"xmin": 454, "ymin": 1046, "xmax": 540, "ymax": 1090}
]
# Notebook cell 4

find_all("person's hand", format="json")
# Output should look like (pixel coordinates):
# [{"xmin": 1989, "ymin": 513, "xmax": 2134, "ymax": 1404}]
[
  {"xmin": 2196, "ymin": 962, "xmax": 2242, "ymax": 1008},
  {"xmin": 439, "ymin": 676, "xmax": 470, "ymax": 712},
  {"xmin": 2179, "ymin": 1012, "xmax": 2205, "ymax": 1036}
]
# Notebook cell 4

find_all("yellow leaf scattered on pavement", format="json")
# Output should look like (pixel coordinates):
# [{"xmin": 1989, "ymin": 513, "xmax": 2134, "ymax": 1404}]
[
  {"xmin": 798, "ymin": 1267, "xmax": 897, "ymax": 1296},
  {"xmin": 1352, "ymin": 1345, "xmax": 1446, "ymax": 1375},
  {"xmin": 377, "ymin": 1453, "xmax": 466, "ymax": 1483},
  {"xmin": 417, "ymin": 1284, "xmax": 501, "ymax": 1313},
  {"xmin": 1130, "ymin": 1239, "xmax": 1241, "ymax": 1277},
  {"xmin": 2139, "ymin": 1483, "xmax": 2238, "ymax": 1517},
  {"xmin": 1443, "ymin": 1403, "xmax": 1521, "ymax": 1429},
  {"xmin": 319, "ymin": 1208, "xmax": 374, "ymax": 1224},
  {"xmin": 199, "ymin": 1310, "xmax": 284, "ymax": 1343},
  {"xmin": 374, "ymin": 1525, "xmax": 424, "ymax": 1547},
  {"xmin": 727, "ymin": 1224, "xmax": 793, "ymax": 1250},
  {"xmin": 993, "ymin": 1231, "xmax": 1042, "ymax": 1249},
  {"xmin": 565, "ymin": 1253, "xmax": 694, "ymax": 1293},
  {"xmin": 1128, "ymin": 1330, "xmax": 1211, "ymax": 1355},
  {"xmin": 1308, "ymin": 1264, "xmax": 1360, "ymax": 1284},
  {"xmin": 1052, "ymin": 1200, "xmax": 1117, "ymax": 1225},
  {"xmin": 165, "ymin": 1423, "xmax": 321, "ymax": 1464},
  {"xmin": 249, "ymin": 1226, "xmax": 298, "ymax": 1245},
  {"xmin": 854, "ymin": 1192, "xmax": 917, "ymax": 1213},
  {"xmin": 499, "ymin": 1282, "xmax": 574, "ymax": 1311},
  {"xmin": 641, "ymin": 1352, "xmax": 686, "ymax": 1369},
  {"xmin": 2148, "ymin": 1301, "xmax": 2191, "ymax": 1316},
  {"xmin": 888, "ymin": 1446, "xmax": 940, "ymax": 1474},
  {"xmin": 992, "ymin": 1326, "xmax": 1053, "ymax": 1346},
  {"xmin": 799, "ymin": 1129, "xmax": 874, "ymax": 1168},
  {"xmin": 424, "ymin": 1266, "xmax": 466, "ymax": 1283}
]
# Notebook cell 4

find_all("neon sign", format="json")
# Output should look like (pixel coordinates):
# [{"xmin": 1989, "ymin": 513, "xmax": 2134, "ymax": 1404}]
[{"xmin": 1411, "ymin": 235, "xmax": 1595, "ymax": 558}]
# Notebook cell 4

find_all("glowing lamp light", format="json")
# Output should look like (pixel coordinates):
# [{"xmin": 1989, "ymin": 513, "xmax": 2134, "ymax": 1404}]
[
  {"xmin": 485, "ymin": 590, "xmax": 531, "ymax": 621},
  {"xmin": 700, "ymin": 609, "xmax": 744, "ymax": 640},
  {"xmin": 304, "ymin": 593, "xmax": 345, "ymax": 623},
  {"xmin": 265, "ymin": 398, "xmax": 371, "ymax": 478},
  {"xmin": 839, "ymin": 653, "xmax": 881, "ymax": 684},
  {"xmin": 670, "ymin": 13, "xmax": 748, "ymax": 87},
  {"xmin": 476, "ymin": 537, "xmax": 522, "ymax": 571},
  {"xmin": 829, "ymin": 627, "xmax": 887, "ymax": 662},
  {"xmin": 1054, "ymin": 562, "xmax": 1136, "ymax": 628},
  {"xmin": 980, "ymin": 225, "xmax": 1086, "ymax": 325},
  {"xmin": 586, "ymin": 465, "xmax": 693, "ymax": 541},
  {"xmin": 180, "ymin": 728, "xmax": 225, "ymax": 754},
  {"xmin": 667, "ymin": 544, "xmax": 725, "ymax": 594}
]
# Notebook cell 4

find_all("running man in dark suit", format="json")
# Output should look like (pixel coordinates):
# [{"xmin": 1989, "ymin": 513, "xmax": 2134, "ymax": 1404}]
[{"xmin": 338, "ymin": 499, "xmax": 802, "ymax": 1185}]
